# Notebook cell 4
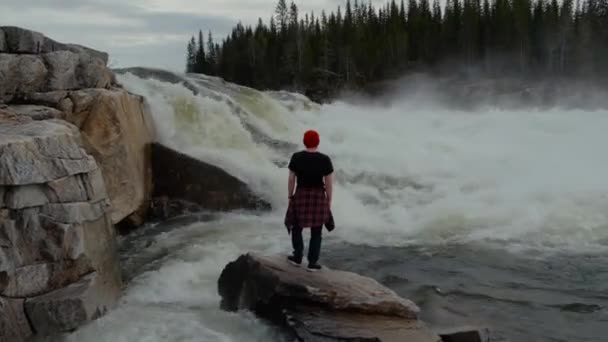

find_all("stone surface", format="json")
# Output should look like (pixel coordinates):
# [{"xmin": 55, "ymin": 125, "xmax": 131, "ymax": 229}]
[
  {"xmin": 439, "ymin": 328, "xmax": 487, "ymax": 342},
  {"xmin": 76, "ymin": 53, "xmax": 114, "ymax": 89},
  {"xmin": 64, "ymin": 88, "xmax": 155, "ymax": 225},
  {"xmin": 25, "ymin": 272, "xmax": 121, "ymax": 334},
  {"xmin": 0, "ymin": 296, "xmax": 32, "ymax": 342},
  {"xmin": 0, "ymin": 26, "xmax": 123, "ymax": 338},
  {"xmin": 3, "ymin": 184, "xmax": 49, "ymax": 209},
  {"xmin": 287, "ymin": 307, "xmax": 441, "ymax": 342},
  {"xmin": 6, "ymin": 105, "xmax": 63, "ymax": 120},
  {"xmin": 0, "ymin": 26, "xmax": 109, "ymax": 64},
  {"xmin": 0, "ymin": 46, "xmax": 112, "ymax": 102},
  {"xmin": 44, "ymin": 51, "xmax": 80, "ymax": 91},
  {"xmin": 0, "ymin": 29, "xmax": 6, "ymax": 52},
  {"xmin": 1, "ymin": 26, "xmax": 45, "ymax": 54},
  {"xmin": 43, "ymin": 51, "xmax": 113, "ymax": 91},
  {"xmin": 0, "ymin": 120, "xmax": 95, "ymax": 185},
  {"xmin": 0, "ymin": 54, "xmax": 48, "ymax": 102},
  {"xmin": 150, "ymin": 143, "xmax": 270, "ymax": 221},
  {"xmin": 218, "ymin": 253, "xmax": 438, "ymax": 342},
  {"xmin": 17, "ymin": 91, "xmax": 68, "ymax": 107},
  {"xmin": 41, "ymin": 201, "xmax": 109, "ymax": 224}
]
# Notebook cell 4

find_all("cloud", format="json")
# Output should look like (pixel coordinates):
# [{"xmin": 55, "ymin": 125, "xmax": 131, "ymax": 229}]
[{"xmin": 0, "ymin": 0, "xmax": 243, "ymax": 70}]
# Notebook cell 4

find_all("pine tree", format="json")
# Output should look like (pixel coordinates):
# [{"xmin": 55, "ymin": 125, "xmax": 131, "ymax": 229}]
[
  {"xmin": 185, "ymin": 0, "xmax": 608, "ymax": 97},
  {"xmin": 186, "ymin": 36, "xmax": 196, "ymax": 73},
  {"xmin": 195, "ymin": 30, "xmax": 206, "ymax": 73}
]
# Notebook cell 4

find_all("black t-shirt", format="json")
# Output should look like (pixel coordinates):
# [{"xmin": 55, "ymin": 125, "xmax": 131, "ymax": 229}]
[{"xmin": 288, "ymin": 151, "xmax": 334, "ymax": 188}]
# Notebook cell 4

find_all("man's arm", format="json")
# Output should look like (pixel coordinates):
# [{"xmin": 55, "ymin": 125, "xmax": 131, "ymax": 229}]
[
  {"xmin": 288, "ymin": 170, "xmax": 296, "ymax": 199},
  {"xmin": 324, "ymin": 173, "xmax": 333, "ymax": 206}
]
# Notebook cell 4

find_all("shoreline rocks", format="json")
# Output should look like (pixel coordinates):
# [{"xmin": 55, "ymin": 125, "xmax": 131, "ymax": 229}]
[
  {"xmin": 218, "ymin": 253, "xmax": 441, "ymax": 342},
  {"xmin": 0, "ymin": 119, "xmax": 122, "ymax": 340}
]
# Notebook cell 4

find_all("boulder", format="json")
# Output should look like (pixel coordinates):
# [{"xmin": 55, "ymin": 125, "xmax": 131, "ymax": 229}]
[
  {"xmin": 0, "ymin": 297, "xmax": 32, "ymax": 342},
  {"xmin": 62, "ymin": 88, "xmax": 155, "ymax": 225},
  {"xmin": 25, "ymin": 272, "xmax": 121, "ymax": 334},
  {"xmin": 218, "ymin": 253, "xmax": 440, "ymax": 342},
  {"xmin": 0, "ymin": 54, "xmax": 48, "ymax": 102},
  {"xmin": 150, "ymin": 144, "xmax": 270, "ymax": 221},
  {"xmin": 0, "ymin": 120, "xmax": 96, "ymax": 185}
]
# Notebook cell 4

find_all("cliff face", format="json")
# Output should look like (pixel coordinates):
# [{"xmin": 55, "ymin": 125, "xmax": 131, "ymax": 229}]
[
  {"xmin": 0, "ymin": 119, "xmax": 121, "ymax": 341},
  {"xmin": 0, "ymin": 26, "xmax": 155, "ymax": 226},
  {"xmin": 0, "ymin": 26, "xmax": 152, "ymax": 340}
]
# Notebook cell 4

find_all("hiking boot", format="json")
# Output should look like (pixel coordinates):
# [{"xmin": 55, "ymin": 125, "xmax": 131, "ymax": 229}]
[
  {"xmin": 307, "ymin": 263, "xmax": 322, "ymax": 272},
  {"xmin": 287, "ymin": 255, "xmax": 302, "ymax": 266}
]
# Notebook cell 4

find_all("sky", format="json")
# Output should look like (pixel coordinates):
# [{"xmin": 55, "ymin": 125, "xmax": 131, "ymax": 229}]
[{"xmin": 0, "ymin": 0, "xmax": 388, "ymax": 72}]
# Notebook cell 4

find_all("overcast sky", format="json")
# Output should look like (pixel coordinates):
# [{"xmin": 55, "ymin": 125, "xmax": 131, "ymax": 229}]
[{"xmin": 1, "ymin": 0, "xmax": 390, "ymax": 72}]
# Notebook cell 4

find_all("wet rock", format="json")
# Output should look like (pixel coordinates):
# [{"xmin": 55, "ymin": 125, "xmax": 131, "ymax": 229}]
[
  {"xmin": 218, "ymin": 253, "xmax": 439, "ymax": 342},
  {"xmin": 25, "ymin": 272, "xmax": 121, "ymax": 334},
  {"xmin": 0, "ymin": 297, "xmax": 33, "ymax": 342},
  {"xmin": 150, "ymin": 144, "xmax": 270, "ymax": 220}
]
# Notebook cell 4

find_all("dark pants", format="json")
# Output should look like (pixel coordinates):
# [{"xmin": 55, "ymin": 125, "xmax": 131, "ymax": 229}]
[{"xmin": 291, "ymin": 225, "xmax": 322, "ymax": 264}]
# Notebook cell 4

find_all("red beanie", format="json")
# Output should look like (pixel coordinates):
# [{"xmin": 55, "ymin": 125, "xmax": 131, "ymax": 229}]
[{"xmin": 303, "ymin": 130, "xmax": 320, "ymax": 148}]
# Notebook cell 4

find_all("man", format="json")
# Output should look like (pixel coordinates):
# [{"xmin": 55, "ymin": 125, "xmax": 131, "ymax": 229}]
[{"xmin": 284, "ymin": 129, "xmax": 335, "ymax": 272}]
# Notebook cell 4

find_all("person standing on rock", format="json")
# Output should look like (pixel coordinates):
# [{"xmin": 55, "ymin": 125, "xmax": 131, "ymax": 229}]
[{"xmin": 284, "ymin": 129, "xmax": 335, "ymax": 272}]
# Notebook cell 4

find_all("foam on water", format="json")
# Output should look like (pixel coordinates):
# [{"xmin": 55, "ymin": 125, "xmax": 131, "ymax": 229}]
[{"xmin": 118, "ymin": 71, "xmax": 608, "ymax": 252}]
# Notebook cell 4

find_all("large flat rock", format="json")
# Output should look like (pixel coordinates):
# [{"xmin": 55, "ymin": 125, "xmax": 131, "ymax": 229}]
[
  {"xmin": 25, "ymin": 271, "xmax": 120, "ymax": 334},
  {"xmin": 218, "ymin": 253, "xmax": 439, "ymax": 341},
  {"xmin": 0, "ymin": 120, "xmax": 95, "ymax": 185}
]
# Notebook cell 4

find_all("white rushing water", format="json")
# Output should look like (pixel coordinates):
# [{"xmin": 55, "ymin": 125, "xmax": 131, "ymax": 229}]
[{"xmin": 62, "ymin": 70, "xmax": 608, "ymax": 341}]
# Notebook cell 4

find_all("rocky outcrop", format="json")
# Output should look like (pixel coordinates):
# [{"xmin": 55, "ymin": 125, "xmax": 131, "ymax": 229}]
[
  {"xmin": 13, "ymin": 88, "xmax": 156, "ymax": 225},
  {"xmin": 0, "ymin": 113, "xmax": 121, "ymax": 340},
  {"xmin": 218, "ymin": 253, "xmax": 441, "ymax": 342},
  {"xmin": 149, "ymin": 144, "xmax": 270, "ymax": 221},
  {"xmin": 0, "ymin": 26, "xmax": 155, "ymax": 226}
]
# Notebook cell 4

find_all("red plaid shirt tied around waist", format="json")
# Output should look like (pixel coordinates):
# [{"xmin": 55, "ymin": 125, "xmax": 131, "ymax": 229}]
[{"xmin": 284, "ymin": 187, "xmax": 335, "ymax": 232}]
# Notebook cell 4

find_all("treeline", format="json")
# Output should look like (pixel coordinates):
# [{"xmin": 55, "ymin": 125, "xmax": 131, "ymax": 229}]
[{"xmin": 186, "ymin": 0, "xmax": 608, "ymax": 97}]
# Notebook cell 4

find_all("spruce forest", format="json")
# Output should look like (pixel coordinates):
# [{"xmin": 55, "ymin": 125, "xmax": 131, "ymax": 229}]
[{"xmin": 186, "ymin": 0, "xmax": 608, "ymax": 98}]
